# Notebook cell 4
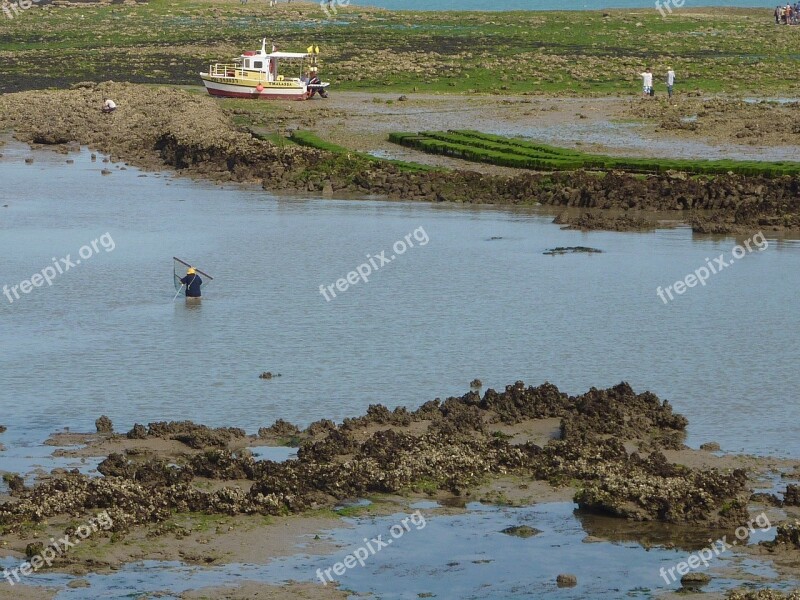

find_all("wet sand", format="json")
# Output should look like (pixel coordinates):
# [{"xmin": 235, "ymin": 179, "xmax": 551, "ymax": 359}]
[{"xmin": 0, "ymin": 581, "xmax": 348, "ymax": 600}]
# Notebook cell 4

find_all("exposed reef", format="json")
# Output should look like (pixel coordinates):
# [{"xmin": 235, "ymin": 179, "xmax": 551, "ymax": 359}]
[{"xmin": 0, "ymin": 382, "xmax": 751, "ymax": 539}]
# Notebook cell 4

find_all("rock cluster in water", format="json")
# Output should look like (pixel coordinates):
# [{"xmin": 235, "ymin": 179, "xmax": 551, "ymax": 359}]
[
  {"xmin": 553, "ymin": 211, "xmax": 657, "ymax": 232},
  {"xmin": 0, "ymin": 382, "xmax": 752, "ymax": 537},
  {"xmin": 95, "ymin": 416, "xmax": 114, "ymax": 434},
  {"xmin": 543, "ymin": 246, "xmax": 603, "ymax": 255}
]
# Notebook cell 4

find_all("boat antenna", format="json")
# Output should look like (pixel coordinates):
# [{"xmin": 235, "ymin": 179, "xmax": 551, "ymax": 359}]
[{"xmin": 261, "ymin": 38, "xmax": 267, "ymax": 54}]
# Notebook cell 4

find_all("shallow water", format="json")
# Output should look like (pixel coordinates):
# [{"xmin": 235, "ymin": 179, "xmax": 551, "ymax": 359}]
[
  {"xmin": 1, "ymin": 140, "xmax": 800, "ymax": 462},
  {"xmin": 2, "ymin": 140, "xmax": 800, "ymax": 598},
  {"xmin": 2, "ymin": 503, "xmax": 793, "ymax": 599}
]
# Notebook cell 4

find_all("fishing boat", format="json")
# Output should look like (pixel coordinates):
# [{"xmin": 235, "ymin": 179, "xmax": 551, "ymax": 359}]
[{"xmin": 199, "ymin": 39, "xmax": 330, "ymax": 100}]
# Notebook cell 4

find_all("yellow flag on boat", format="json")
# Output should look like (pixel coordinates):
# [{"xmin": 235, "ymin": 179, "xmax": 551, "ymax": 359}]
[
  {"xmin": 307, "ymin": 45, "xmax": 313, "ymax": 54},
  {"xmin": 315, "ymin": 45, "xmax": 320, "ymax": 54}
]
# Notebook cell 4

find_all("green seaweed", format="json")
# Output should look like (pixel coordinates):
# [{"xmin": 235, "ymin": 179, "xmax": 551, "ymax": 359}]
[{"xmin": 390, "ymin": 130, "xmax": 800, "ymax": 177}]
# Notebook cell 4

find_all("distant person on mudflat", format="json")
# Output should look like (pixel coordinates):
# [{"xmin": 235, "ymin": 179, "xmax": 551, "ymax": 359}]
[
  {"xmin": 102, "ymin": 99, "xmax": 116, "ymax": 113},
  {"xmin": 666, "ymin": 68, "xmax": 676, "ymax": 100},
  {"xmin": 640, "ymin": 68, "xmax": 653, "ymax": 98}
]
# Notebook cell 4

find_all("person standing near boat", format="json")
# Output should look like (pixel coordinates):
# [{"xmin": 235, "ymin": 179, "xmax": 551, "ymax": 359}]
[
  {"xmin": 180, "ymin": 267, "xmax": 203, "ymax": 299},
  {"xmin": 308, "ymin": 68, "xmax": 328, "ymax": 98}
]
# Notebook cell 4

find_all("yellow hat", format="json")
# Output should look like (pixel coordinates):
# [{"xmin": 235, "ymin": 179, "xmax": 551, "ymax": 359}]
[{"xmin": 187, "ymin": 267, "xmax": 196, "ymax": 275}]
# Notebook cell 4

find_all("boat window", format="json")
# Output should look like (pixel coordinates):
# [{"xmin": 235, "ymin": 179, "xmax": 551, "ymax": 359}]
[
  {"xmin": 253, "ymin": 61, "xmax": 263, "ymax": 69},
  {"xmin": 244, "ymin": 60, "xmax": 250, "ymax": 68}
]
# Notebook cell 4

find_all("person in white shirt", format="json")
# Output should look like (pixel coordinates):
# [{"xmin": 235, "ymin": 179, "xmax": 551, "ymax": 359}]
[
  {"xmin": 666, "ymin": 68, "xmax": 676, "ymax": 99},
  {"xmin": 102, "ymin": 99, "xmax": 117, "ymax": 113},
  {"xmin": 641, "ymin": 68, "xmax": 653, "ymax": 98}
]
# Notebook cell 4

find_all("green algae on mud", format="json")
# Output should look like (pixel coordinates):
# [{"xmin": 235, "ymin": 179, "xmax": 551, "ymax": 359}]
[
  {"xmin": 0, "ymin": 2, "xmax": 798, "ymax": 96},
  {"xmin": 391, "ymin": 129, "xmax": 800, "ymax": 177}
]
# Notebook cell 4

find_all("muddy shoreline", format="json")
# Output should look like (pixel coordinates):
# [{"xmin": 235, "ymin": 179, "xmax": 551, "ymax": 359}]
[
  {"xmin": 3, "ymin": 381, "xmax": 800, "ymax": 598},
  {"xmin": 1, "ymin": 83, "xmax": 800, "ymax": 235}
]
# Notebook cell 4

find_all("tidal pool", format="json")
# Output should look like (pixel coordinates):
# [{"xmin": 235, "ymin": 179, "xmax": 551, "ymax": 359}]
[{"xmin": 3, "ymin": 503, "xmax": 794, "ymax": 599}]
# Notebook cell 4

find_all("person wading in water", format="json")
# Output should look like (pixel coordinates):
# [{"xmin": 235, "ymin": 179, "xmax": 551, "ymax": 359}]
[{"xmin": 180, "ymin": 267, "xmax": 203, "ymax": 299}]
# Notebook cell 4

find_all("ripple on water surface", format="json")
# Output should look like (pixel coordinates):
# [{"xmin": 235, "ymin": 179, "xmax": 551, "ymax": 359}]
[{"xmin": 1, "ymin": 141, "xmax": 800, "ymax": 463}]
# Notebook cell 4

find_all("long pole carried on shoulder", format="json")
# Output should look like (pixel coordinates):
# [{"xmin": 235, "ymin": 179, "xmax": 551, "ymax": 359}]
[{"xmin": 172, "ymin": 257, "xmax": 214, "ymax": 280}]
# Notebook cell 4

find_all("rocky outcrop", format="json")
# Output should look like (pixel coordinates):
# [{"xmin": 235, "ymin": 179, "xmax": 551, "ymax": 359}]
[
  {"xmin": 553, "ymin": 210, "xmax": 657, "ymax": 231},
  {"xmin": 258, "ymin": 419, "xmax": 301, "ymax": 439},
  {"xmin": 0, "ymin": 382, "xmax": 750, "ymax": 536},
  {"xmin": 784, "ymin": 484, "xmax": 800, "ymax": 506},
  {"xmin": 95, "ymin": 415, "xmax": 114, "ymax": 434},
  {"xmin": 762, "ymin": 521, "xmax": 800, "ymax": 551},
  {"xmin": 123, "ymin": 421, "xmax": 247, "ymax": 449},
  {"xmin": 727, "ymin": 591, "xmax": 800, "ymax": 600}
]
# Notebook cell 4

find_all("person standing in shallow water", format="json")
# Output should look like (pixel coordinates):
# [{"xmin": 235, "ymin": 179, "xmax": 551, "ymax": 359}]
[{"xmin": 180, "ymin": 267, "xmax": 203, "ymax": 299}]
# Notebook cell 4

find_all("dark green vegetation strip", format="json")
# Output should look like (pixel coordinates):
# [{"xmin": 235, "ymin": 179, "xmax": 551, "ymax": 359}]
[
  {"xmin": 0, "ymin": 1, "xmax": 797, "ymax": 95},
  {"xmin": 290, "ymin": 130, "xmax": 436, "ymax": 173},
  {"xmin": 389, "ymin": 130, "xmax": 800, "ymax": 177}
]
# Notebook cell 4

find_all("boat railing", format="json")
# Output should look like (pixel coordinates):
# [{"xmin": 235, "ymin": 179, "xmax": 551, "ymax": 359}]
[{"xmin": 207, "ymin": 63, "xmax": 246, "ymax": 79}]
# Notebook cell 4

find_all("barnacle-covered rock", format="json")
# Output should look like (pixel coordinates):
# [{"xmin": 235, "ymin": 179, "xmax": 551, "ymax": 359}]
[{"xmin": 0, "ymin": 381, "xmax": 751, "ymax": 540}]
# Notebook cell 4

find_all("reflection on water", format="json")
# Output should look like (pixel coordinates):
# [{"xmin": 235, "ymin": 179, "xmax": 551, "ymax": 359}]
[
  {"xmin": 2, "ymin": 503, "xmax": 794, "ymax": 599},
  {"xmin": 574, "ymin": 507, "xmax": 774, "ymax": 552}
]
